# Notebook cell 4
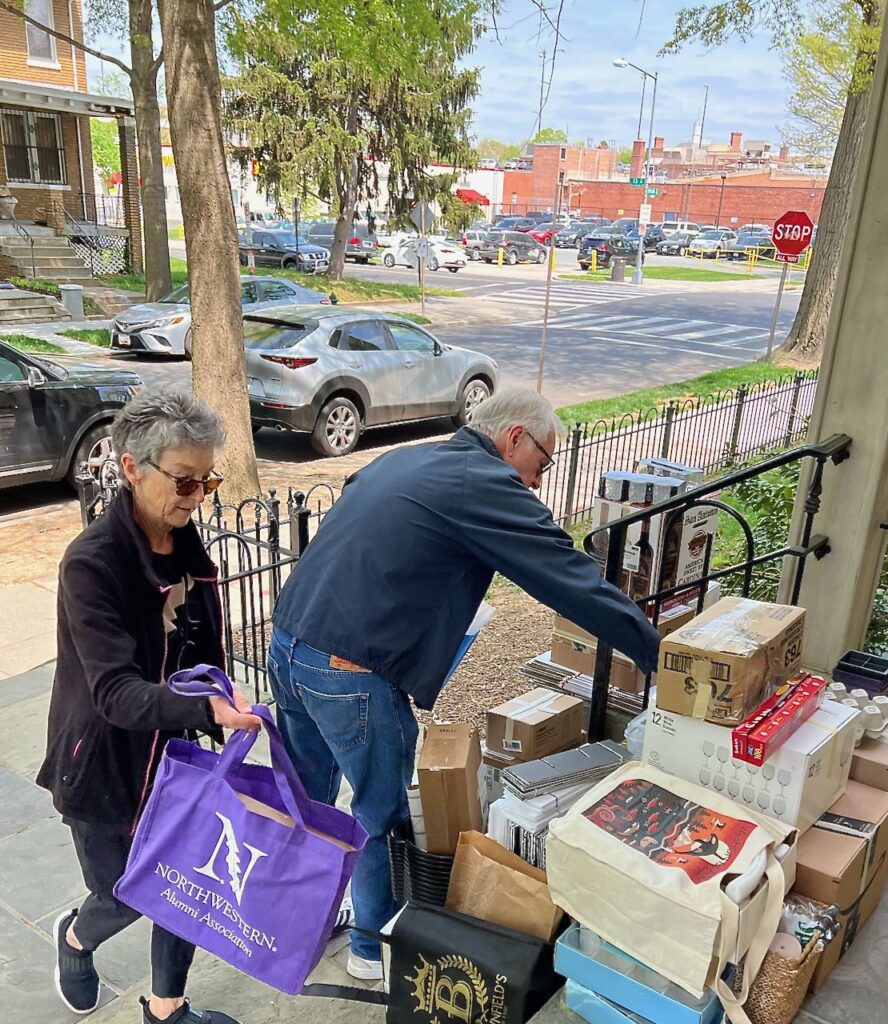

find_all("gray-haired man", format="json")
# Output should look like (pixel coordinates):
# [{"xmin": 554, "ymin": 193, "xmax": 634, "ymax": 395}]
[{"xmin": 269, "ymin": 388, "xmax": 660, "ymax": 978}]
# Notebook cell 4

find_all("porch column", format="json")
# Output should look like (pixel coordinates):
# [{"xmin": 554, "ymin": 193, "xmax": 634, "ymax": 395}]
[
  {"xmin": 780, "ymin": 23, "xmax": 888, "ymax": 667},
  {"xmin": 118, "ymin": 116, "xmax": 144, "ymax": 273}
]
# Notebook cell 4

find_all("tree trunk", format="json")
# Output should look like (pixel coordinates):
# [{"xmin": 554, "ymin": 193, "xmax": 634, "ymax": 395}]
[
  {"xmin": 327, "ymin": 100, "xmax": 359, "ymax": 280},
  {"xmin": 129, "ymin": 0, "xmax": 171, "ymax": 301},
  {"xmin": 156, "ymin": 0, "xmax": 260, "ymax": 499},
  {"xmin": 778, "ymin": 3, "xmax": 882, "ymax": 363}
]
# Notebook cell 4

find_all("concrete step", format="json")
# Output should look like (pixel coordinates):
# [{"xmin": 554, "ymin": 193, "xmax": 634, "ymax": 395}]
[
  {"xmin": 26, "ymin": 256, "xmax": 91, "ymax": 269},
  {"xmin": 0, "ymin": 296, "xmax": 57, "ymax": 312},
  {"xmin": 1, "ymin": 237, "xmax": 73, "ymax": 248},
  {"xmin": 0, "ymin": 309, "xmax": 70, "ymax": 325}
]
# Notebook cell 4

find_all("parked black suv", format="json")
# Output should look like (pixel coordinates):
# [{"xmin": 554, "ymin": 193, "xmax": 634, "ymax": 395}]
[
  {"xmin": 0, "ymin": 339, "xmax": 142, "ymax": 491},
  {"xmin": 238, "ymin": 229, "xmax": 330, "ymax": 274},
  {"xmin": 577, "ymin": 233, "xmax": 643, "ymax": 271},
  {"xmin": 478, "ymin": 230, "xmax": 546, "ymax": 265},
  {"xmin": 305, "ymin": 221, "xmax": 378, "ymax": 263},
  {"xmin": 492, "ymin": 216, "xmax": 537, "ymax": 232}
]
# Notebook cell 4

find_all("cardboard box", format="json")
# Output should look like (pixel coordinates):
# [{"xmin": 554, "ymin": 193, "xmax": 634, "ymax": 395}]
[
  {"xmin": 552, "ymin": 607, "xmax": 695, "ymax": 693},
  {"xmin": 486, "ymin": 687, "xmax": 585, "ymax": 762},
  {"xmin": 418, "ymin": 723, "xmax": 484, "ymax": 855},
  {"xmin": 555, "ymin": 924, "xmax": 724, "ymax": 1024},
  {"xmin": 657, "ymin": 597, "xmax": 806, "ymax": 724},
  {"xmin": 851, "ymin": 732, "xmax": 888, "ymax": 791},
  {"xmin": 642, "ymin": 699, "xmax": 858, "ymax": 831},
  {"xmin": 801, "ymin": 780, "xmax": 888, "ymax": 989}
]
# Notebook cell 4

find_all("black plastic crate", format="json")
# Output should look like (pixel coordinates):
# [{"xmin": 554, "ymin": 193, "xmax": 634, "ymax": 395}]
[{"xmin": 833, "ymin": 650, "xmax": 888, "ymax": 695}]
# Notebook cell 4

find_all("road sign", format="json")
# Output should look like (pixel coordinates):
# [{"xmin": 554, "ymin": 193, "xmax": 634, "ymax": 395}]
[
  {"xmin": 410, "ymin": 201, "xmax": 435, "ymax": 232},
  {"xmin": 772, "ymin": 210, "xmax": 814, "ymax": 259},
  {"xmin": 630, "ymin": 177, "xmax": 646, "ymax": 186},
  {"xmin": 415, "ymin": 238, "xmax": 430, "ymax": 259},
  {"xmin": 646, "ymin": 188, "xmax": 659, "ymax": 197},
  {"xmin": 639, "ymin": 203, "xmax": 652, "ymax": 226}
]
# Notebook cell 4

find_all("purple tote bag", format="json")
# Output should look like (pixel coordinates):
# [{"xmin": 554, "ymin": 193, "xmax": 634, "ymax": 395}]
[{"xmin": 114, "ymin": 665, "xmax": 368, "ymax": 995}]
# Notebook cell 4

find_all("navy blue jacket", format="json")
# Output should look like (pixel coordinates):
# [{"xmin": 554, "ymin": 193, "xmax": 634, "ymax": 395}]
[{"xmin": 273, "ymin": 427, "xmax": 660, "ymax": 709}]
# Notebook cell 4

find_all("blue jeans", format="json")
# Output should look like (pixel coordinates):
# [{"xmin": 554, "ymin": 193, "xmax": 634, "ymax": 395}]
[{"xmin": 267, "ymin": 626, "xmax": 418, "ymax": 961}]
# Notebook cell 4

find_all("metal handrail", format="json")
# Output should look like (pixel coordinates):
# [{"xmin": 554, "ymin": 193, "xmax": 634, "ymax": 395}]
[
  {"xmin": 582, "ymin": 432, "xmax": 853, "ymax": 740},
  {"xmin": 56, "ymin": 202, "xmax": 99, "ymax": 277},
  {"xmin": 9, "ymin": 215, "xmax": 36, "ymax": 277}
]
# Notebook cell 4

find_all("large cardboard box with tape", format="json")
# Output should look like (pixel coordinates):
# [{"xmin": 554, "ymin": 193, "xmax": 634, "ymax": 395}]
[
  {"xmin": 656, "ymin": 597, "xmax": 806, "ymax": 724},
  {"xmin": 486, "ymin": 687, "xmax": 585, "ymax": 762}
]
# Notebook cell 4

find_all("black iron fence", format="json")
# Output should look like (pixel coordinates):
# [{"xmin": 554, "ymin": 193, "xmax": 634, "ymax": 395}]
[
  {"xmin": 77, "ymin": 468, "xmax": 339, "ymax": 702},
  {"xmin": 580, "ymin": 433, "xmax": 852, "ymax": 740},
  {"xmin": 538, "ymin": 371, "xmax": 818, "ymax": 526}
]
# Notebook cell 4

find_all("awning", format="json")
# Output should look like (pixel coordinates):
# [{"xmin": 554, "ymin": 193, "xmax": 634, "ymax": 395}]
[
  {"xmin": 456, "ymin": 188, "xmax": 490, "ymax": 206},
  {"xmin": 0, "ymin": 82, "xmax": 134, "ymax": 120}
]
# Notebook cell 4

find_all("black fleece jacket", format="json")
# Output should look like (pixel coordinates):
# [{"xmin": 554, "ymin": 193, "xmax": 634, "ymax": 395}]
[{"xmin": 36, "ymin": 488, "xmax": 224, "ymax": 828}]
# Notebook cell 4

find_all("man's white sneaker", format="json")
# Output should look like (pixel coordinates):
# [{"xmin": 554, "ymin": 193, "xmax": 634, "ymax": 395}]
[{"xmin": 346, "ymin": 954, "xmax": 383, "ymax": 981}]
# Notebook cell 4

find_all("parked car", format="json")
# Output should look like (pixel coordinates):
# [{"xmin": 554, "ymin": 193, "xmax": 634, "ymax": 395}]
[
  {"xmin": 461, "ymin": 229, "xmax": 494, "ymax": 260},
  {"xmin": 238, "ymin": 229, "xmax": 330, "ymax": 274},
  {"xmin": 492, "ymin": 216, "xmax": 537, "ymax": 232},
  {"xmin": 375, "ymin": 228, "xmax": 417, "ymax": 249},
  {"xmin": 581, "ymin": 215, "xmax": 611, "ymax": 226},
  {"xmin": 516, "ymin": 160, "xmax": 532, "ymax": 170},
  {"xmin": 305, "ymin": 221, "xmax": 379, "ymax": 263},
  {"xmin": 660, "ymin": 221, "xmax": 700, "ymax": 236},
  {"xmin": 577, "ymin": 233, "xmax": 642, "ymax": 271},
  {"xmin": 479, "ymin": 157, "xmax": 499, "ymax": 169},
  {"xmin": 245, "ymin": 308, "xmax": 498, "ymax": 456},
  {"xmin": 608, "ymin": 217, "xmax": 640, "ymax": 235},
  {"xmin": 528, "ymin": 222, "xmax": 557, "ymax": 245},
  {"xmin": 656, "ymin": 231, "xmax": 698, "ymax": 256},
  {"xmin": 725, "ymin": 233, "xmax": 775, "ymax": 260},
  {"xmin": 478, "ymin": 230, "xmax": 546, "ymax": 265},
  {"xmin": 688, "ymin": 228, "xmax": 738, "ymax": 257},
  {"xmin": 624, "ymin": 225, "xmax": 666, "ymax": 251},
  {"xmin": 503, "ymin": 159, "xmax": 518, "ymax": 170},
  {"xmin": 381, "ymin": 237, "xmax": 467, "ymax": 273},
  {"xmin": 110, "ymin": 276, "xmax": 331, "ymax": 359},
  {"xmin": 555, "ymin": 222, "xmax": 593, "ymax": 248},
  {"xmin": 736, "ymin": 223, "xmax": 771, "ymax": 235},
  {"xmin": 0, "ymin": 338, "xmax": 142, "ymax": 491}
]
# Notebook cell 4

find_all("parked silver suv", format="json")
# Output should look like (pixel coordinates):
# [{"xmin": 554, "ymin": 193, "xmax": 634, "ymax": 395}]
[{"xmin": 245, "ymin": 308, "xmax": 498, "ymax": 456}]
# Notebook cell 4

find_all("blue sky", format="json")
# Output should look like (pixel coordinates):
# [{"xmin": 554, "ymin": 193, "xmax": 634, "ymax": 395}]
[{"xmin": 468, "ymin": 1, "xmax": 788, "ymax": 148}]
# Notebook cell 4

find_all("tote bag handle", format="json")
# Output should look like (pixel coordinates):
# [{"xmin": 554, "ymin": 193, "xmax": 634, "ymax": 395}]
[{"xmin": 167, "ymin": 665, "xmax": 310, "ymax": 829}]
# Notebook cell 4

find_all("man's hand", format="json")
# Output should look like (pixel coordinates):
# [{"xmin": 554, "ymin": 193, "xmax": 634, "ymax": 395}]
[{"xmin": 209, "ymin": 689, "xmax": 262, "ymax": 732}]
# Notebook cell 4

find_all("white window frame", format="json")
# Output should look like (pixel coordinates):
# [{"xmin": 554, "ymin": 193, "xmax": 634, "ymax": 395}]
[
  {"xmin": 0, "ymin": 108, "xmax": 67, "ymax": 184},
  {"xmin": 24, "ymin": 0, "xmax": 59, "ymax": 68}
]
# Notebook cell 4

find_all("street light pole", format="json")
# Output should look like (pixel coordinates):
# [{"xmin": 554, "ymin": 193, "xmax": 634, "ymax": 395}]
[{"xmin": 716, "ymin": 173, "xmax": 727, "ymax": 228}]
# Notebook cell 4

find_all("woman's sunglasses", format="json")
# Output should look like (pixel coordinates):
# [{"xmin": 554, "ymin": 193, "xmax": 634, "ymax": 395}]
[{"xmin": 147, "ymin": 460, "xmax": 224, "ymax": 497}]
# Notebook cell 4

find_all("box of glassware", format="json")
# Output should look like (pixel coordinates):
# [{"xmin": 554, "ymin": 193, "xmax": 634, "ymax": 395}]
[{"xmin": 642, "ymin": 699, "xmax": 859, "ymax": 831}]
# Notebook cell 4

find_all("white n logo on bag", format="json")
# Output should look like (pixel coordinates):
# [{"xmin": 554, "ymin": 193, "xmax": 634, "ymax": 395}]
[{"xmin": 194, "ymin": 812, "xmax": 268, "ymax": 905}]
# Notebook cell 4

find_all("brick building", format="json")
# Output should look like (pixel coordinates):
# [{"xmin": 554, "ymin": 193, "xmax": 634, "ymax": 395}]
[
  {"xmin": 497, "ymin": 142, "xmax": 618, "ymax": 217},
  {"xmin": 0, "ymin": 0, "xmax": 140, "ymax": 274}
]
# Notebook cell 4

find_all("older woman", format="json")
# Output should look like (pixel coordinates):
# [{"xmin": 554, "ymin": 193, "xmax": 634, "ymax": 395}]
[{"xmin": 37, "ymin": 389, "xmax": 259, "ymax": 1024}]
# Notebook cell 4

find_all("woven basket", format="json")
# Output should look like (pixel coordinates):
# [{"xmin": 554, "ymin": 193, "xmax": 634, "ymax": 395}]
[{"xmin": 735, "ymin": 931, "xmax": 823, "ymax": 1024}]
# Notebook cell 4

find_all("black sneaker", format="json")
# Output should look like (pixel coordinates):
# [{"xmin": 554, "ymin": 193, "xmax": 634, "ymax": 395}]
[
  {"xmin": 53, "ymin": 909, "xmax": 100, "ymax": 1014},
  {"xmin": 141, "ymin": 997, "xmax": 241, "ymax": 1024}
]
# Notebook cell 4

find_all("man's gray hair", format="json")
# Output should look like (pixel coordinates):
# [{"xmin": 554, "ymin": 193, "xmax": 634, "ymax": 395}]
[
  {"xmin": 468, "ymin": 388, "xmax": 567, "ymax": 442},
  {"xmin": 111, "ymin": 388, "xmax": 224, "ymax": 489}
]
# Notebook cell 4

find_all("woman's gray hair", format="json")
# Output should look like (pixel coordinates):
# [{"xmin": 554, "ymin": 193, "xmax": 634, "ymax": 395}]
[
  {"xmin": 468, "ymin": 388, "xmax": 567, "ymax": 442},
  {"xmin": 111, "ymin": 388, "xmax": 225, "ymax": 488}
]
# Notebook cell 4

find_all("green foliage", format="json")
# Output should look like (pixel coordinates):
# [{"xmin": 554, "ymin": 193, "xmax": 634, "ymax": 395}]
[
  {"xmin": 617, "ymin": 146, "xmax": 634, "ymax": 163},
  {"xmin": 865, "ymin": 552, "xmax": 888, "ymax": 653},
  {"xmin": 661, "ymin": 1, "xmax": 804, "ymax": 54},
  {"xmin": 532, "ymin": 127, "xmax": 568, "ymax": 144},
  {"xmin": 781, "ymin": 1, "xmax": 882, "ymax": 156},
  {"xmin": 1, "ymin": 333, "xmax": 64, "ymax": 354},
  {"xmin": 60, "ymin": 328, "xmax": 111, "ymax": 347},
  {"xmin": 90, "ymin": 119, "xmax": 121, "ymax": 182},
  {"xmin": 224, "ymin": 0, "xmax": 481, "ymax": 228},
  {"xmin": 474, "ymin": 137, "xmax": 521, "ymax": 163}
]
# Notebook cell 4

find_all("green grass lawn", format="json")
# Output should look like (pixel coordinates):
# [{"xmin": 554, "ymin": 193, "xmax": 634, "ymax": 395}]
[
  {"xmin": 560, "ymin": 265, "xmax": 759, "ymax": 283},
  {"xmin": 59, "ymin": 327, "xmax": 111, "ymax": 347},
  {"xmin": 101, "ymin": 258, "xmax": 461, "ymax": 304},
  {"xmin": 1, "ymin": 333, "xmax": 64, "ymax": 354},
  {"xmin": 556, "ymin": 364, "xmax": 812, "ymax": 425}
]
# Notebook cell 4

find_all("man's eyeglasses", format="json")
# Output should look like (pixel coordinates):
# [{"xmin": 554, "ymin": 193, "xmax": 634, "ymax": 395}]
[
  {"xmin": 147, "ymin": 460, "xmax": 224, "ymax": 497},
  {"xmin": 525, "ymin": 431, "xmax": 554, "ymax": 474}
]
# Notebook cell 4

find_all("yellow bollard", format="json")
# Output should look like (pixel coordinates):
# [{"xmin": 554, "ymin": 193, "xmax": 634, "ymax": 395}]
[
  {"xmin": 497, "ymin": 246, "xmax": 504, "ymax": 267},
  {"xmin": 590, "ymin": 250, "xmax": 597, "ymax": 274},
  {"xmin": 550, "ymin": 245, "xmax": 557, "ymax": 271}
]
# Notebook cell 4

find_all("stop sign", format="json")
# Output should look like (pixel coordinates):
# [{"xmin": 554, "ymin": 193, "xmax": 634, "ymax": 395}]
[{"xmin": 772, "ymin": 210, "xmax": 814, "ymax": 263}]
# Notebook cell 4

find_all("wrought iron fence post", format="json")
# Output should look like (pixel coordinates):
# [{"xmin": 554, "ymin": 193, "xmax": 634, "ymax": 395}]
[
  {"xmin": 784, "ymin": 372, "xmax": 805, "ymax": 448},
  {"xmin": 726, "ymin": 384, "xmax": 749, "ymax": 464},
  {"xmin": 76, "ymin": 463, "xmax": 98, "ymax": 529},
  {"xmin": 266, "ymin": 488, "xmax": 282, "ymax": 598},
  {"xmin": 292, "ymin": 491, "xmax": 311, "ymax": 555},
  {"xmin": 660, "ymin": 401, "xmax": 677, "ymax": 459},
  {"xmin": 562, "ymin": 427, "xmax": 583, "ymax": 528}
]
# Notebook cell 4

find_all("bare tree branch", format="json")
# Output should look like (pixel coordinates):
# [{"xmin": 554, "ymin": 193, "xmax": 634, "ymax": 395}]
[{"xmin": 0, "ymin": 0, "xmax": 133, "ymax": 77}]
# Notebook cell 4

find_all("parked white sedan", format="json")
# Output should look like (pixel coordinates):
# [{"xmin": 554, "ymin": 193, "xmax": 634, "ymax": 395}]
[{"xmin": 381, "ymin": 238, "xmax": 467, "ymax": 273}]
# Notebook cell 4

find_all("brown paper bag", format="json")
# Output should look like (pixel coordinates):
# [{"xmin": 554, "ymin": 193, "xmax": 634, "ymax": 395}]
[{"xmin": 445, "ymin": 830, "xmax": 564, "ymax": 941}]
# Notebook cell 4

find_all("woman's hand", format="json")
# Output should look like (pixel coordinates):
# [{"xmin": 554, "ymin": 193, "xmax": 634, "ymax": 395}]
[{"xmin": 209, "ymin": 688, "xmax": 262, "ymax": 732}]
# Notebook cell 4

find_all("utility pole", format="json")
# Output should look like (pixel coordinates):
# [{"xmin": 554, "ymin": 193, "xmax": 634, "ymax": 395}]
[
  {"xmin": 536, "ymin": 49, "xmax": 546, "ymax": 139},
  {"xmin": 699, "ymin": 83, "xmax": 709, "ymax": 152}
]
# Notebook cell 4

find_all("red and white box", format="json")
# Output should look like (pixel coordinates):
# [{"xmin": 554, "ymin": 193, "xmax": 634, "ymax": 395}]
[{"xmin": 732, "ymin": 672, "xmax": 827, "ymax": 767}]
